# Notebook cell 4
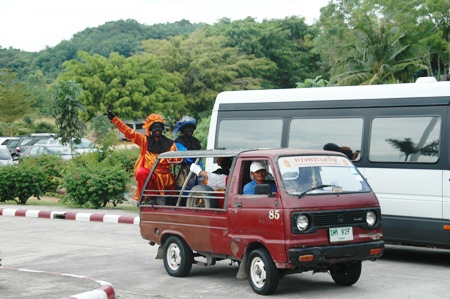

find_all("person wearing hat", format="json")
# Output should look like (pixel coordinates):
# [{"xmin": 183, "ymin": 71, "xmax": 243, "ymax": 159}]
[
  {"xmin": 108, "ymin": 111, "xmax": 177, "ymax": 201},
  {"xmin": 173, "ymin": 116, "xmax": 202, "ymax": 189},
  {"xmin": 173, "ymin": 116, "xmax": 202, "ymax": 151},
  {"xmin": 243, "ymin": 161, "xmax": 277, "ymax": 194}
]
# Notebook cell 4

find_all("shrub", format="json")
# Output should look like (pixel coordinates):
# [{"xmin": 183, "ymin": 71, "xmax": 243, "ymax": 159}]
[
  {"xmin": 106, "ymin": 148, "xmax": 139, "ymax": 173},
  {"xmin": 0, "ymin": 164, "xmax": 46, "ymax": 204},
  {"xmin": 63, "ymin": 161, "xmax": 130, "ymax": 209},
  {"xmin": 18, "ymin": 155, "xmax": 66, "ymax": 194}
]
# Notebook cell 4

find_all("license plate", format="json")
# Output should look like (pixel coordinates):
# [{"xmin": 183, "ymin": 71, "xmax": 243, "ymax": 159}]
[{"xmin": 329, "ymin": 226, "xmax": 353, "ymax": 242}]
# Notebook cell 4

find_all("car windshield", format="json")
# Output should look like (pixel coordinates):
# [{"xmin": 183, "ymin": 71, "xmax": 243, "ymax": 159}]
[{"xmin": 277, "ymin": 155, "xmax": 370, "ymax": 196}]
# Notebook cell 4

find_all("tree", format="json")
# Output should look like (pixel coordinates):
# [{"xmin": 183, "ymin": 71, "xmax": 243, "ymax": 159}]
[
  {"xmin": 296, "ymin": 76, "xmax": 328, "ymax": 88},
  {"xmin": 27, "ymin": 70, "xmax": 51, "ymax": 115},
  {"xmin": 314, "ymin": 2, "xmax": 428, "ymax": 85},
  {"xmin": 206, "ymin": 16, "xmax": 322, "ymax": 88},
  {"xmin": 368, "ymin": 0, "xmax": 450, "ymax": 80},
  {"xmin": 59, "ymin": 51, "xmax": 185, "ymax": 124},
  {"xmin": 141, "ymin": 30, "xmax": 276, "ymax": 119},
  {"xmin": 329, "ymin": 17, "xmax": 428, "ymax": 85},
  {"xmin": 0, "ymin": 68, "xmax": 35, "ymax": 135},
  {"xmin": 49, "ymin": 80, "xmax": 87, "ymax": 152}
]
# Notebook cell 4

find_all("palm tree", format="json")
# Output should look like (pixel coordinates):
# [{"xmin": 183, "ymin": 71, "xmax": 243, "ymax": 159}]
[{"xmin": 329, "ymin": 16, "xmax": 429, "ymax": 85}]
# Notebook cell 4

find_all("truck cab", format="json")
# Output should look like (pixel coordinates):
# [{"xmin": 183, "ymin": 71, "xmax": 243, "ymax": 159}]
[{"xmin": 138, "ymin": 148, "xmax": 384, "ymax": 295}]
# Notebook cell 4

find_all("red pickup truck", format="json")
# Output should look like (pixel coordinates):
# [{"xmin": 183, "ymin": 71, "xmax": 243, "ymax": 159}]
[{"xmin": 138, "ymin": 148, "xmax": 384, "ymax": 295}]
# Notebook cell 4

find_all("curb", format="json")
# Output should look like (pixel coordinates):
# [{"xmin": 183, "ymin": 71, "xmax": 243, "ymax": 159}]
[
  {"xmin": 0, "ymin": 208, "xmax": 139, "ymax": 225},
  {"xmin": 2, "ymin": 267, "xmax": 115, "ymax": 299}
]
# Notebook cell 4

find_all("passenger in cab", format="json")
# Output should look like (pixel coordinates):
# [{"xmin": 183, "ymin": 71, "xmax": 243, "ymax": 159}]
[
  {"xmin": 108, "ymin": 111, "xmax": 177, "ymax": 200},
  {"xmin": 323, "ymin": 143, "xmax": 359, "ymax": 160},
  {"xmin": 243, "ymin": 161, "xmax": 277, "ymax": 194}
]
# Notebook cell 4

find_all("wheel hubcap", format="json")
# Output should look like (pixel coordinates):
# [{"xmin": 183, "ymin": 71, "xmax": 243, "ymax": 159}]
[
  {"xmin": 167, "ymin": 243, "xmax": 181, "ymax": 270},
  {"xmin": 250, "ymin": 257, "xmax": 266, "ymax": 288}
]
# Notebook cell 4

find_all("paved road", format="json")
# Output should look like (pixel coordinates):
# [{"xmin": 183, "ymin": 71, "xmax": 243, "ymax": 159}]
[{"xmin": 1, "ymin": 205, "xmax": 450, "ymax": 298}]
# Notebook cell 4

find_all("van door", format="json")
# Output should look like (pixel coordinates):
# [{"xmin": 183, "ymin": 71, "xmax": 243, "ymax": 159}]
[{"xmin": 227, "ymin": 159, "xmax": 286, "ymax": 261}]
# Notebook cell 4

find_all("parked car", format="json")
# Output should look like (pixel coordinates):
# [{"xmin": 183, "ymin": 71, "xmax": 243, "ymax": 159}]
[
  {"xmin": 14, "ymin": 134, "xmax": 57, "ymax": 156},
  {"xmin": 45, "ymin": 137, "xmax": 96, "ymax": 153},
  {"xmin": 5, "ymin": 137, "xmax": 23, "ymax": 157},
  {"xmin": 19, "ymin": 144, "xmax": 73, "ymax": 160},
  {"xmin": 0, "ymin": 137, "xmax": 21, "ymax": 156},
  {"xmin": 0, "ymin": 136, "xmax": 20, "ymax": 146},
  {"xmin": 0, "ymin": 146, "xmax": 14, "ymax": 166}
]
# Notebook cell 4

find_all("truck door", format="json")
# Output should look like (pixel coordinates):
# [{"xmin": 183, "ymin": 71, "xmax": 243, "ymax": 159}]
[{"xmin": 227, "ymin": 159, "xmax": 286, "ymax": 262}]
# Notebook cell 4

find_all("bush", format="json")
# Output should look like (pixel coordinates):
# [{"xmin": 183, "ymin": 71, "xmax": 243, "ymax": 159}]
[
  {"xmin": 106, "ymin": 148, "xmax": 140, "ymax": 173},
  {"xmin": 0, "ymin": 164, "xmax": 46, "ymax": 204},
  {"xmin": 63, "ymin": 161, "xmax": 130, "ymax": 209},
  {"xmin": 18, "ymin": 155, "xmax": 66, "ymax": 194}
]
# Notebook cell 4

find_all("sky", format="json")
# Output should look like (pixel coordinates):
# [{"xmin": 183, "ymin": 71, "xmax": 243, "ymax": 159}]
[{"xmin": 0, "ymin": 0, "xmax": 329, "ymax": 52}]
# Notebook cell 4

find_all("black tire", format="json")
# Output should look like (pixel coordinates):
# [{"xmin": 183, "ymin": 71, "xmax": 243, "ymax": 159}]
[
  {"xmin": 247, "ymin": 248, "xmax": 279, "ymax": 295},
  {"xmin": 163, "ymin": 236, "xmax": 193, "ymax": 277},
  {"xmin": 330, "ymin": 261, "xmax": 362, "ymax": 286},
  {"xmin": 186, "ymin": 185, "xmax": 218, "ymax": 208}
]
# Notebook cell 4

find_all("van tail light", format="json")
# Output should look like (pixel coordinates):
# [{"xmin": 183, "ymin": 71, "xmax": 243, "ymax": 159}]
[
  {"xmin": 299, "ymin": 254, "xmax": 314, "ymax": 262},
  {"xmin": 370, "ymin": 248, "xmax": 383, "ymax": 256}
]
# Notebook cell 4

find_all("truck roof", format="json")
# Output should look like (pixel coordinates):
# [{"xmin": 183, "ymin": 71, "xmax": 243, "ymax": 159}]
[{"xmin": 157, "ymin": 148, "xmax": 344, "ymax": 159}]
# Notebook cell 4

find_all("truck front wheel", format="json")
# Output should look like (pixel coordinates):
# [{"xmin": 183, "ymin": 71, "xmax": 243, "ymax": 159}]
[
  {"xmin": 247, "ymin": 248, "xmax": 279, "ymax": 295},
  {"xmin": 163, "ymin": 236, "xmax": 193, "ymax": 277},
  {"xmin": 330, "ymin": 261, "xmax": 362, "ymax": 286}
]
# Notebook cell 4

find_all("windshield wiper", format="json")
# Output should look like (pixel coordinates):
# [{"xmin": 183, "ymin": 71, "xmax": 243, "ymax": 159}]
[{"xmin": 298, "ymin": 184, "xmax": 337, "ymax": 198}]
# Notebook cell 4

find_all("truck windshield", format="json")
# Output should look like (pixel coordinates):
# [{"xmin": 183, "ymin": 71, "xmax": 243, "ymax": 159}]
[{"xmin": 278, "ymin": 155, "xmax": 370, "ymax": 195}]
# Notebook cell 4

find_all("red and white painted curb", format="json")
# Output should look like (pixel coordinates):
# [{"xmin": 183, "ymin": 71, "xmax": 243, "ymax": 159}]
[
  {"xmin": 0, "ymin": 208, "xmax": 139, "ymax": 225},
  {"xmin": 2, "ymin": 267, "xmax": 115, "ymax": 299}
]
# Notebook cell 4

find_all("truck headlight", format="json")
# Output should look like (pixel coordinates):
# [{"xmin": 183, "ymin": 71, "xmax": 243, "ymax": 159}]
[
  {"xmin": 366, "ymin": 210, "xmax": 377, "ymax": 226},
  {"xmin": 296, "ymin": 214, "xmax": 309, "ymax": 231}
]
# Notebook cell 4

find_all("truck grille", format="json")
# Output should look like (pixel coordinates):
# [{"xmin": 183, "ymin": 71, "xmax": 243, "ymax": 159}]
[
  {"xmin": 313, "ymin": 210, "xmax": 367, "ymax": 227},
  {"xmin": 291, "ymin": 208, "xmax": 381, "ymax": 234}
]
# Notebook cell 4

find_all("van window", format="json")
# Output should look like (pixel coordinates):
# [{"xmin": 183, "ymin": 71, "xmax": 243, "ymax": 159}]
[
  {"xmin": 369, "ymin": 116, "xmax": 440, "ymax": 163},
  {"xmin": 217, "ymin": 119, "xmax": 282, "ymax": 149},
  {"xmin": 288, "ymin": 118, "xmax": 363, "ymax": 158}
]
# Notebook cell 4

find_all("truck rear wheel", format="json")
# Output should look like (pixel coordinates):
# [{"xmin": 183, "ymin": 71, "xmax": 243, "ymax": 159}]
[
  {"xmin": 187, "ymin": 185, "xmax": 218, "ymax": 208},
  {"xmin": 163, "ymin": 236, "xmax": 193, "ymax": 277},
  {"xmin": 247, "ymin": 248, "xmax": 279, "ymax": 295},
  {"xmin": 330, "ymin": 261, "xmax": 362, "ymax": 286}
]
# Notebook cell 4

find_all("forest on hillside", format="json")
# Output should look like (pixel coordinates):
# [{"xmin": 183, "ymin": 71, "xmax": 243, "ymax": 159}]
[{"xmin": 0, "ymin": 0, "xmax": 449, "ymax": 137}]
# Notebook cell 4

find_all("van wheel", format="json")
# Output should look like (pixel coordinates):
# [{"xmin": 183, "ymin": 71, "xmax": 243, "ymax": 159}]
[
  {"xmin": 163, "ymin": 236, "xmax": 193, "ymax": 277},
  {"xmin": 330, "ymin": 261, "xmax": 362, "ymax": 286},
  {"xmin": 187, "ymin": 185, "xmax": 217, "ymax": 208},
  {"xmin": 247, "ymin": 248, "xmax": 279, "ymax": 295}
]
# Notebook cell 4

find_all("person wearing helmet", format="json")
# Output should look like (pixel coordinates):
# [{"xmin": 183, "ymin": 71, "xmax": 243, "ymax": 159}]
[
  {"xmin": 108, "ymin": 111, "xmax": 177, "ymax": 201},
  {"xmin": 173, "ymin": 116, "xmax": 202, "ymax": 151},
  {"xmin": 173, "ymin": 116, "xmax": 202, "ymax": 189},
  {"xmin": 243, "ymin": 161, "xmax": 277, "ymax": 194}
]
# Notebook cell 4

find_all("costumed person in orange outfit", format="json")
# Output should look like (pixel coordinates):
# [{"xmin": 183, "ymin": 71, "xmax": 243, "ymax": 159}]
[{"xmin": 108, "ymin": 111, "xmax": 177, "ymax": 201}]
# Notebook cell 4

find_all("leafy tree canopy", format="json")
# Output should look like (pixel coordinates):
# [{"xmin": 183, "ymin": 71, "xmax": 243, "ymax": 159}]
[
  {"xmin": 0, "ymin": 69, "xmax": 35, "ymax": 135},
  {"xmin": 59, "ymin": 51, "xmax": 185, "ymax": 124},
  {"xmin": 141, "ymin": 30, "xmax": 276, "ymax": 119}
]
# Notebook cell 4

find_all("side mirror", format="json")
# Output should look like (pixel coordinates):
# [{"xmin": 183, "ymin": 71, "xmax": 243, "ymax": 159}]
[{"xmin": 254, "ymin": 184, "xmax": 273, "ymax": 195}]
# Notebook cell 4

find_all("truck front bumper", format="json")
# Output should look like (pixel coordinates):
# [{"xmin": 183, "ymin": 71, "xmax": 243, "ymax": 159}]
[{"xmin": 288, "ymin": 240, "xmax": 384, "ymax": 268}]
